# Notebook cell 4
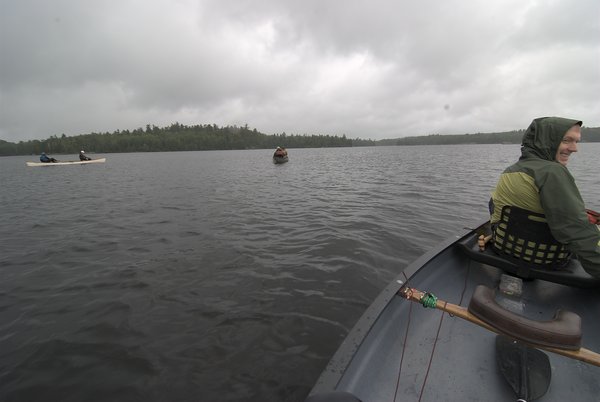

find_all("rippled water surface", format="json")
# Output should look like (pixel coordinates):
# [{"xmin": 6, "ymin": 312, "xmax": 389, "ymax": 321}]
[{"xmin": 1, "ymin": 145, "xmax": 599, "ymax": 401}]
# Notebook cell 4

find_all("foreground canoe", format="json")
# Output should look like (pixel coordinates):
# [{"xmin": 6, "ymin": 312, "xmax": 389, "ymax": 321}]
[
  {"xmin": 306, "ymin": 221, "xmax": 600, "ymax": 402},
  {"xmin": 26, "ymin": 158, "xmax": 106, "ymax": 167}
]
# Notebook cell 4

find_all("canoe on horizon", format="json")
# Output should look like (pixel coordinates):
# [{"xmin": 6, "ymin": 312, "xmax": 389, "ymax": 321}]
[
  {"xmin": 306, "ymin": 220, "xmax": 600, "ymax": 402},
  {"xmin": 273, "ymin": 155, "xmax": 289, "ymax": 164},
  {"xmin": 26, "ymin": 158, "xmax": 106, "ymax": 167}
]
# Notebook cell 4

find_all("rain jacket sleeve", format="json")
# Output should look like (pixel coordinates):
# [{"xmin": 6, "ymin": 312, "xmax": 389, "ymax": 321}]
[{"xmin": 536, "ymin": 163, "xmax": 600, "ymax": 277}]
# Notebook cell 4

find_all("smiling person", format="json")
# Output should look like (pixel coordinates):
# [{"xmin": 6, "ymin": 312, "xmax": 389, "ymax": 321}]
[{"xmin": 489, "ymin": 117, "xmax": 600, "ymax": 277}]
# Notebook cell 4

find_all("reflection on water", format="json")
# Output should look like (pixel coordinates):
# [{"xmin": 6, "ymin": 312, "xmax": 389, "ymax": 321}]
[{"xmin": 1, "ymin": 144, "xmax": 598, "ymax": 401}]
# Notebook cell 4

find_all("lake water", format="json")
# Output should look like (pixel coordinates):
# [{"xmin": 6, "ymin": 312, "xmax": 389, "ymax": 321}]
[{"xmin": 1, "ymin": 144, "xmax": 599, "ymax": 402}]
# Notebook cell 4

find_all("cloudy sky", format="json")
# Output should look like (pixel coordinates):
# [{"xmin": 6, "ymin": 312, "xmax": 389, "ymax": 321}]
[{"xmin": 1, "ymin": 0, "xmax": 599, "ymax": 142}]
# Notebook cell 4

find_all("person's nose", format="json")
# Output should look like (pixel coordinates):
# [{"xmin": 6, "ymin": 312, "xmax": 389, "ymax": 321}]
[{"xmin": 569, "ymin": 142, "xmax": 578, "ymax": 153}]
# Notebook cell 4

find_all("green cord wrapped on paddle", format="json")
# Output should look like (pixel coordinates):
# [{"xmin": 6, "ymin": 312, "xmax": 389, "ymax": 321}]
[{"xmin": 419, "ymin": 292, "xmax": 438, "ymax": 308}]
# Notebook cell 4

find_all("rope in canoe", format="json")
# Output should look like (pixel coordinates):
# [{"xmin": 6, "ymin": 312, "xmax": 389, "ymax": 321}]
[{"xmin": 393, "ymin": 259, "xmax": 472, "ymax": 402}]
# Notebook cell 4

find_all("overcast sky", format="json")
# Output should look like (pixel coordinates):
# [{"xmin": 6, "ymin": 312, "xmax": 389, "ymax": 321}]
[{"xmin": 1, "ymin": 0, "xmax": 599, "ymax": 142}]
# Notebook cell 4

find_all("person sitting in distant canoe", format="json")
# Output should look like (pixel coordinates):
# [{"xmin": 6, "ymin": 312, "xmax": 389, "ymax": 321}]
[
  {"xmin": 79, "ymin": 150, "xmax": 92, "ymax": 161},
  {"xmin": 39, "ymin": 152, "xmax": 58, "ymax": 163},
  {"xmin": 274, "ymin": 146, "xmax": 287, "ymax": 157}
]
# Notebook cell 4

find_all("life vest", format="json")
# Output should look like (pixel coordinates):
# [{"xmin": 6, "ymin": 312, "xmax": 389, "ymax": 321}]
[{"xmin": 492, "ymin": 205, "xmax": 571, "ymax": 267}]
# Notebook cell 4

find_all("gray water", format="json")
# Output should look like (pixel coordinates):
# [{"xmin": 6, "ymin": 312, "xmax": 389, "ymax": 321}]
[{"xmin": 1, "ymin": 145, "xmax": 599, "ymax": 402}]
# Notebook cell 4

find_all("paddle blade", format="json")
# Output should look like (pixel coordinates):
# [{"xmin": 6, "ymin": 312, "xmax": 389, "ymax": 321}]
[{"xmin": 496, "ymin": 335, "xmax": 551, "ymax": 401}]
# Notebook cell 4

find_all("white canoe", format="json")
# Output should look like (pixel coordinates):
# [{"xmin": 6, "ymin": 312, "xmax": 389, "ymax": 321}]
[{"xmin": 26, "ymin": 158, "xmax": 106, "ymax": 167}]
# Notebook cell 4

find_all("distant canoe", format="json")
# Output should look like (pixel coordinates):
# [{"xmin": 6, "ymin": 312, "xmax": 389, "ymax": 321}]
[
  {"xmin": 26, "ymin": 158, "xmax": 106, "ymax": 167},
  {"xmin": 273, "ymin": 155, "xmax": 289, "ymax": 164}
]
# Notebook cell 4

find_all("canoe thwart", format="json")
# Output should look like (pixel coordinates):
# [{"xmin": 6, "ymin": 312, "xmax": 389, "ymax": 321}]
[{"xmin": 468, "ymin": 285, "xmax": 582, "ymax": 350}]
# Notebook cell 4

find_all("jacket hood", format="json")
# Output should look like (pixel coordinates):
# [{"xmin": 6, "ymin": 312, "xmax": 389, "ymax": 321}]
[{"xmin": 520, "ymin": 117, "xmax": 582, "ymax": 161}]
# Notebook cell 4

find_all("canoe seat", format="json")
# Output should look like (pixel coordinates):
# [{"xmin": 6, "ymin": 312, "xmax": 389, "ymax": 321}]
[
  {"xmin": 468, "ymin": 285, "xmax": 582, "ymax": 350},
  {"xmin": 457, "ymin": 221, "xmax": 600, "ymax": 288}
]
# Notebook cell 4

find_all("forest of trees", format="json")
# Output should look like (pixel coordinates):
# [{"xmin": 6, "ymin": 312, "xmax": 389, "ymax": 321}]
[
  {"xmin": 393, "ymin": 127, "xmax": 600, "ymax": 146},
  {"xmin": 1, "ymin": 123, "xmax": 598, "ymax": 156},
  {"xmin": 0, "ymin": 123, "xmax": 354, "ymax": 156}
]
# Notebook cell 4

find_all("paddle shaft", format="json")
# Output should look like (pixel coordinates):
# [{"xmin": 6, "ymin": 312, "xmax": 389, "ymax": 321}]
[{"xmin": 400, "ymin": 287, "xmax": 600, "ymax": 367}]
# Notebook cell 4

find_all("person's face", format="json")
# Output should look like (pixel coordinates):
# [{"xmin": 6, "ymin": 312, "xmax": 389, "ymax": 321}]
[{"xmin": 555, "ymin": 125, "xmax": 581, "ymax": 166}]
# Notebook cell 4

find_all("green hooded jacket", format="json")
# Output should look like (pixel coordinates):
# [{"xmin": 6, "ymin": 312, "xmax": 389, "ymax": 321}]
[{"xmin": 490, "ymin": 117, "xmax": 600, "ymax": 277}]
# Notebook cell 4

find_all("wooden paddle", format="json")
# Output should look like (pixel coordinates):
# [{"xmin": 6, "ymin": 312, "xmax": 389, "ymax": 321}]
[{"xmin": 398, "ymin": 286, "xmax": 600, "ymax": 367}]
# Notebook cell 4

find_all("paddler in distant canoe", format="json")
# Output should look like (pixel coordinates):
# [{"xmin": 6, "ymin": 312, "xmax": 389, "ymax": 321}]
[
  {"xmin": 39, "ymin": 152, "xmax": 58, "ymax": 163},
  {"xmin": 79, "ymin": 150, "xmax": 92, "ymax": 161},
  {"xmin": 274, "ymin": 146, "xmax": 287, "ymax": 157}
]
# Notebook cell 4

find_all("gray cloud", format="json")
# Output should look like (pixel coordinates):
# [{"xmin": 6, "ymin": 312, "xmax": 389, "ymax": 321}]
[{"xmin": 1, "ymin": 0, "xmax": 599, "ymax": 142}]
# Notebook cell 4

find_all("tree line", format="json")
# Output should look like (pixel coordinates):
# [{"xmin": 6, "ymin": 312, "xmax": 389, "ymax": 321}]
[
  {"xmin": 393, "ymin": 127, "xmax": 600, "ymax": 146},
  {"xmin": 1, "ymin": 123, "xmax": 598, "ymax": 156},
  {"xmin": 0, "ymin": 123, "xmax": 354, "ymax": 156}
]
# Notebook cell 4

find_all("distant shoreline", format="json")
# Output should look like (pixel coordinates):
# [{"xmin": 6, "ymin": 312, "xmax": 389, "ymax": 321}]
[{"xmin": 1, "ymin": 123, "xmax": 598, "ymax": 156}]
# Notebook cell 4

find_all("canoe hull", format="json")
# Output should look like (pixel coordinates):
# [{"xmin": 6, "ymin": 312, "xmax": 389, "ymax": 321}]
[
  {"xmin": 26, "ymin": 158, "xmax": 106, "ymax": 167},
  {"xmin": 273, "ymin": 155, "xmax": 289, "ymax": 164},
  {"xmin": 307, "ymin": 221, "xmax": 600, "ymax": 401}
]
